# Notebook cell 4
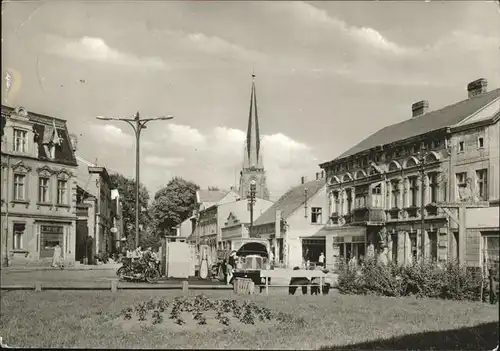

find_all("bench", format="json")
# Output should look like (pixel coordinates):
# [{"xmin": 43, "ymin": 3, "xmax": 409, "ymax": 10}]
[{"xmin": 260, "ymin": 269, "xmax": 328, "ymax": 296}]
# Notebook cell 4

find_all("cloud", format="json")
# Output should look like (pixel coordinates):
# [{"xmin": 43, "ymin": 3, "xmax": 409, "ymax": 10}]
[
  {"xmin": 47, "ymin": 36, "xmax": 167, "ymax": 69},
  {"xmin": 183, "ymin": 32, "xmax": 267, "ymax": 62},
  {"xmin": 288, "ymin": 2, "xmax": 417, "ymax": 55},
  {"xmin": 91, "ymin": 123, "xmax": 134, "ymax": 145},
  {"xmin": 164, "ymin": 124, "xmax": 207, "ymax": 147},
  {"xmin": 144, "ymin": 155, "xmax": 185, "ymax": 167},
  {"xmin": 155, "ymin": 124, "xmax": 319, "ymax": 195}
]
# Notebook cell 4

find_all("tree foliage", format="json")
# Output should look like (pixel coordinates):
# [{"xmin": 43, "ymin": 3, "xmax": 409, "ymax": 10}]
[
  {"xmin": 151, "ymin": 177, "xmax": 200, "ymax": 236},
  {"xmin": 109, "ymin": 173, "xmax": 151, "ymax": 245}
]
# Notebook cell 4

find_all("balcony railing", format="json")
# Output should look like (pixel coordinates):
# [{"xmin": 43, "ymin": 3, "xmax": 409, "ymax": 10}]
[{"xmin": 351, "ymin": 207, "xmax": 386, "ymax": 224}]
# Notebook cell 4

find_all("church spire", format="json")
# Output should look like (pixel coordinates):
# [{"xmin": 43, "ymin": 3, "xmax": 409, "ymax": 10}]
[{"xmin": 243, "ymin": 72, "xmax": 262, "ymax": 169}]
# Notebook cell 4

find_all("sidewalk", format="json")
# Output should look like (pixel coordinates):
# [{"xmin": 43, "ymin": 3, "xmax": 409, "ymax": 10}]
[{"xmin": 2, "ymin": 263, "xmax": 121, "ymax": 272}]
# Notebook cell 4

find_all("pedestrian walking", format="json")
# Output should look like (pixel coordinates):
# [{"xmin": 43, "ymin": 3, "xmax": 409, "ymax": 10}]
[{"xmin": 52, "ymin": 244, "xmax": 62, "ymax": 268}]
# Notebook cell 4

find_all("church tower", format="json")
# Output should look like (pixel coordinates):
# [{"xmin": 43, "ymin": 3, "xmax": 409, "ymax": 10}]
[{"xmin": 238, "ymin": 73, "xmax": 270, "ymax": 200}]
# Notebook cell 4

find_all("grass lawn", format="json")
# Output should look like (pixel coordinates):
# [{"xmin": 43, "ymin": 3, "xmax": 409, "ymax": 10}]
[{"xmin": 0, "ymin": 290, "xmax": 498, "ymax": 349}]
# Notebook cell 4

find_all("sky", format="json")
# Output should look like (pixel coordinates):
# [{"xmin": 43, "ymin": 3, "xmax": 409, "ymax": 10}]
[{"xmin": 2, "ymin": 1, "xmax": 500, "ymax": 201}]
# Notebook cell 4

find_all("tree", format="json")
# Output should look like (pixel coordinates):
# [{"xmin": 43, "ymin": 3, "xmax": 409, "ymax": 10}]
[
  {"xmin": 109, "ymin": 173, "xmax": 150, "ymax": 246},
  {"xmin": 150, "ymin": 177, "xmax": 200, "ymax": 237}
]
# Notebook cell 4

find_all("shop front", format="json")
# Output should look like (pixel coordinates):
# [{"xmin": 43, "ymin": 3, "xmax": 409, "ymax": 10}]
[
  {"xmin": 301, "ymin": 236, "xmax": 326, "ymax": 265},
  {"xmin": 322, "ymin": 226, "xmax": 367, "ymax": 270}
]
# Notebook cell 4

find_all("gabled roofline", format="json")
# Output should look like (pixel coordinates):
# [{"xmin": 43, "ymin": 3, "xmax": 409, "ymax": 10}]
[
  {"xmin": 252, "ymin": 181, "xmax": 326, "ymax": 227},
  {"xmin": 450, "ymin": 110, "xmax": 500, "ymax": 133}
]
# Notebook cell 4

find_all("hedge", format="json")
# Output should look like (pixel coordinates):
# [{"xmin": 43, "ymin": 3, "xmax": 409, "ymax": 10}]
[{"xmin": 337, "ymin": 258, "xmax": 486, "ymax": 302}]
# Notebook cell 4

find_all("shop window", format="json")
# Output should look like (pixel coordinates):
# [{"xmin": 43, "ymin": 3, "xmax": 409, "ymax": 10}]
[
  {"xmin": 482, "ymin": 234, "xmax": 499, "ymax": 270},
  {"xmin": 40, "ymin": 224, "xmax": 64, "ymax": 258},
  {"xmin": 13, "ymin": 223, "xmax": 25, "ymax": 250}
]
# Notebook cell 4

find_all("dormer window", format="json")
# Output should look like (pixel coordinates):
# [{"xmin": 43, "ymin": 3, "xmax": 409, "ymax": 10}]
[{"xmin": 13, "ymin": 128, "xmax": 28, "ymax": 152}]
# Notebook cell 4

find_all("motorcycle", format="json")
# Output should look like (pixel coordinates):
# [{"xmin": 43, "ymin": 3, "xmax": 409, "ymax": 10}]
[{"xmin": 116, "ymin": 256, "xmax": 160, "ymax": 283}]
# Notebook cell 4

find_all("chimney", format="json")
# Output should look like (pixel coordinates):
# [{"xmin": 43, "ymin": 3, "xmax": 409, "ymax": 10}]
[
  {"xmin": 69, "ymin": 133, "xmax": 78, "ymax": 152},
  {"xmin": 316, "ymin": 172, "xmax": 320, "ymax": 180},
  {"xmin": 301, "ymin": 176, "xmax": 307, "ymax": 184},
  {"xmin": 467, "ymin": 78, "xmax": 488, "ymax": 98},
  {"xmin": 412, "ymin": 100, "xmax": 429, "ymax": 118}
]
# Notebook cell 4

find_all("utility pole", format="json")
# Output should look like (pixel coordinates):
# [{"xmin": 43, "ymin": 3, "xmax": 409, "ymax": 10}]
[
  {"xmin": 248, "ymin": 180, "xmax": 256, "ymax": 235},
  {"xmin": 97, "ymin": 112, "xmax": 174, "ymax": 249}
]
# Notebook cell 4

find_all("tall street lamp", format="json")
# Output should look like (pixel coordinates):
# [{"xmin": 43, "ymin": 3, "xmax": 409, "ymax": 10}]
[
  {"xmin": 96, "ymin": 112, "xmax": 174, "ymax": 249},
  {"xmin": 248, "ymin": 180, "xmax": 257, "ymax": 235}
]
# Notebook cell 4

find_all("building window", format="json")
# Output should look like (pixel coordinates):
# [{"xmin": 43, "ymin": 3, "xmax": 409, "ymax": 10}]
[
  {"xmin": 331, "ymin": 191, "xmax": 339, "ymax": 214},
  {"xmin": 13, "ymin": 174, "xmax": 26, "ymax": 201},
  {"xmin": 311, "ymin": 207, "xmax": 322, "ymax": 224},
  {"xmin": 458, "ymin": 141, "xmax": 465, "ymax": 152},
  {"xmin": 13, "ymin": 129, "xmax": 28, "ymax": 152},
  {"xmin": 429, "ymin": 231, "xmax": 438, "ymax": 261},
  {"xmin": 38, "ymin": 177, "xmax": 50, "ymax": 203},
  {"xmin": 482, "ymin": 233, "xmax": 499, "ymax": 271},
  {"xmin": 476, "ymin": 169, "xmax": 488, "ymax": 201},
  {"xmin": 346, "ymin": 189, "xmax": 353, "ymax": 214},
  {"xmin": 13, "ymin": 223, "xmax": 26, "ymax": 250},
  {"xmin": 477, "ymin": 137, "xmax": 484, "ymax": 149},
  {"xmin": 429, "ymin": 173, "xmax": 439, "ymax": 203},
  {"xmin": 456, "ymin": 172, "xmax": 467, "ymax": 200},
  {"xmin": 355, "ymin": 186, "xmax": 369, "ymax": 209},
  {"xmin": 431, "ymin": 139, "xmax": 441, "ymax": 149},
  {"xmin": 371, "ymin": 184, "xmax": 382, "ymax": 208},
  {"xmin": 57, "ymin": 179, "xmax": 68, "ymax": 205},
  {"xmin": 409, "ymin": 176, "xmax": 419, "ymax": 207},
  {"xmin": 391, "ymin": 180, "xmax": 400, "ymax": 208}
]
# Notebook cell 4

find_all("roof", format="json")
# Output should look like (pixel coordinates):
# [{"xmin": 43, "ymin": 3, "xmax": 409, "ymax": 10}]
[
  {"xmin": 1, "ymin": 105, "xmax": 78, "ymax": 166},
  {"xmin": 253, "ymin": 178, "xmax": 326, "ymax": 226},
  {"xmin": 197, "ymin": 189, "xmax": 230, "ymax": 204},
  {"xmin": 327, "ymin": 88, "xmax": 500, "ymax": 162}
]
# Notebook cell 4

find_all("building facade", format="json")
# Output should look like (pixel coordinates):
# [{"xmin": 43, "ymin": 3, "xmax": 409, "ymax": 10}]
[
  {"xmin": 219, "ymin": 198, "xmax": 274, "ymax": 249},
  {"xmin": 1, "ymin": 105, "xmax": 78, "ymax": 267},
  {"xmin": 238, "ymin": 73, "xmax": 270, "ymax": 200},
  {"xmin": 75, "ymin": 155, "xmax": 114, "ymax": 262},
  {"xmin": 319, "ymin": 78, "xmax": 499, "ymax": 270},
  {"xmin": 251, "ymin": 172, "xmax": 328, "ymax": 268}
]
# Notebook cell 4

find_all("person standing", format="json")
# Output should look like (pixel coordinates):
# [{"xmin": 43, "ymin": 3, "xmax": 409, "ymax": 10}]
[
  {"xmin": 269, "ymin": 248, "xmax": 275, "ymax": 269},
  {"xmin": 52, "ymin": 244, "xmax": 62, "ymax": 268},
  {"xmin": 318, "ymin": 252, "xmax": 325, "ymax": 267},
  {"xmin": 226, "ymin": 251, "xmax": 237, "ymax": 285}
]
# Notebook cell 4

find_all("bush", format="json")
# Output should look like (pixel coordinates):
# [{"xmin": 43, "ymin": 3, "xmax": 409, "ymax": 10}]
[{"xmin": 337, "ymin": 257, "xmax": 485, "ymax": 302}]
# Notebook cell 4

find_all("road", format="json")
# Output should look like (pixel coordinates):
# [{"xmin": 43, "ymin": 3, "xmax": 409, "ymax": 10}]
[{"xmin": 1, "ymin": 266, "xmax": 337, "ymax": 289}]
